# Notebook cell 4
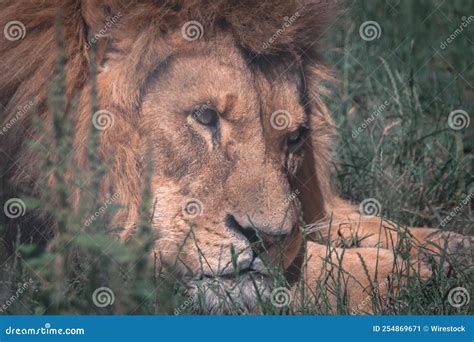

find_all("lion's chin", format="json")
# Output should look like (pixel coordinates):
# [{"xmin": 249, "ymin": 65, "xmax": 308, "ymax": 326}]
[{"xmin": 186, "ymin": 272, "xmax": 272, "ymax": 314}]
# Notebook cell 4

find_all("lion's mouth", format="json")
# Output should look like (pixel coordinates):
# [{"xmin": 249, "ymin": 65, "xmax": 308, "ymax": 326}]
[
  {"xmin": 186, "ymin": 271, "xmax": 273, "ymax": 314},
  {"xmin": 183, "ymin": 257, "xmax": 276, "ymax": 314},
  {"xmin": 196, "ymin": 256, "xmax": 271, "ymax": 280}
]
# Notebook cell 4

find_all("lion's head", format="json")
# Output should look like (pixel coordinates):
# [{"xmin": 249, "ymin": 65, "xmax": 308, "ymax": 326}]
[{"xmin": 1, "ymin": 0, "xmax": 341, "ymax": 312}]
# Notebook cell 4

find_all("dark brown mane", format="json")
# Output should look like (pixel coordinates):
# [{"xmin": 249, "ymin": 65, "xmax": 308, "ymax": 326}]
[{"xmin": 0, "ymin": 0, "xmax": 336, "ymax": 106}]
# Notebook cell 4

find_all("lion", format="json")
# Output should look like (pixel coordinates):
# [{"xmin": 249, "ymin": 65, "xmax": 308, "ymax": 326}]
[{"xmin": 0, "ymin": 0, "xmax": 471, "ymax": 314}]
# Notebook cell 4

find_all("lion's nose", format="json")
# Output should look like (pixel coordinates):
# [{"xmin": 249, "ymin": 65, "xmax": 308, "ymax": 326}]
[{"xmin": 224, "ymin": 214, "xmax": 290, "ymax": 250}]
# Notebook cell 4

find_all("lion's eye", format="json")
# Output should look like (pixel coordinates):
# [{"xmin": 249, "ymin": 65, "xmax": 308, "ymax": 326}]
[
  {"xmin": 192, "ymin": 108, "xmax": 219, "ymax": 128},
  {"xmin": 287, "ymin": 126, "xmax": 309, "ymax": 152}
]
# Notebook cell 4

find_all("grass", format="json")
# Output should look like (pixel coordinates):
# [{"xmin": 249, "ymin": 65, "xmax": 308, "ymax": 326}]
[
  {"xmin": 325, "ymin": 0, "xmax": 473, "ymax": 236},
  {"xmin": 0, "ymin": 0, "xmax": 472, "ymax": 315}
]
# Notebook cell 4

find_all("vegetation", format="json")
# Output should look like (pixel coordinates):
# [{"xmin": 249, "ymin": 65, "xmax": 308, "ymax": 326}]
[{"xmin": 0, "ymin": 0, "xmax": 472, "ymax": 315}]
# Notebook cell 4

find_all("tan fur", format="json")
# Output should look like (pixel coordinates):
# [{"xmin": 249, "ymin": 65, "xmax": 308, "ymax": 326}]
[{"xmin": 1, "ymin": 0, "xmax": 470, "ymax": 313}]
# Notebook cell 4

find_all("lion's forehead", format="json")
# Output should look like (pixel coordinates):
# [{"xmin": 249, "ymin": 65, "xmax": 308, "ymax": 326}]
[{"xmin": 141, "ymin": 44, "xmax": 307, "ymax": 129}]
